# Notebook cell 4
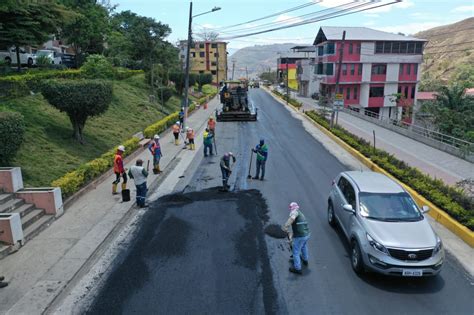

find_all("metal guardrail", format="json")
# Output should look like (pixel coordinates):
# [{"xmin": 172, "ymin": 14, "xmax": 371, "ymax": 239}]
[{"xmin": 345, "ymin": 106, "xmax": 474, "ymax": 151}]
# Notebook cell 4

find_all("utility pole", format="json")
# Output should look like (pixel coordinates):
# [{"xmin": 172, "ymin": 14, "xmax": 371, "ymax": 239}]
[
  {"xmin": 245, "ymin": 66, "xmax": 248, "ymax": 80},
  {"xmin": 286, "ymin": 58, "xmax": 289, "ymax": 105},
  {"xmin": 331, "ymin": 30, "xmax": 346, "ymax": 128},
  {"xmin": 183, "ymin": 1, "xmax": 193, "ymax": 131},
  {"xmin": 216, "ymin": 51, "xmax": 219, "ymax": 86},
  {"xmin": 231, "ymin": 59, "xmax": 235, "ymax": 80}
]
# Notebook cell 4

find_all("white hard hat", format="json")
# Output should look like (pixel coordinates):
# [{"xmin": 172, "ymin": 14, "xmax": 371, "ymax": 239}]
[
  {"xmin": 176, "ymin": 121, "xmax": 181, "ymax": 125},
  {"xmin": 228, "ymin": 151, "xmax": 233, "ymax": 156},
  {"xmin": 118, "ymin": 145, "xmax": 125, "ymax": 152},
  {"xmin": 154, "ymin": 134, "xmax": 160, "ymax": 140},
  {"xmin": 186, "ymin": 126, "xmax": 190, "ymax": 131}
]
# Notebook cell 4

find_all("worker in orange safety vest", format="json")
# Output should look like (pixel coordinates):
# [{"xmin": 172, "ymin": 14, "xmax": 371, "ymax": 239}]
[
  {"xmin": 186, "ymin": 127, "xmax": 195, "ymax": 150},
  {"xmin": 112, "ymin": 145, "xmax": 127, "ymax": 195},
  {"xmin": 172, "ymin": 121, "xmax": 181, "ymax": 145}
]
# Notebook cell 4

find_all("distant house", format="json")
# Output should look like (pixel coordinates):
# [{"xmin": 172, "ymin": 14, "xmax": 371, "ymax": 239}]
[
  {"xmin": 277, "ymin": 47, "xmax": 315, "ymax": 91},
  {"xmin": 311, "ymin": 26, "xmax": 427, "ymax": 121}
]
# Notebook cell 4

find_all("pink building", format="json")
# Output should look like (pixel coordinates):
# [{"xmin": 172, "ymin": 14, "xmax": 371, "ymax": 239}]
[{"xmin": 313, "ymin": 26, "xmax": 426, "ymax": 120}]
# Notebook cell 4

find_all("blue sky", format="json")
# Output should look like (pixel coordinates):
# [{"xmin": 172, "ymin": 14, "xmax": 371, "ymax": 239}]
[{"xmin": 111, "ymin": 0, "xmax": 474, "ymax": 53}]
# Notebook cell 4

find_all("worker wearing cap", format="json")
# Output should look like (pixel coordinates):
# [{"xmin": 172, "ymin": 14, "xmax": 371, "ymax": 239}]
[
  {"xmin": 252, "ymin": 139, "xmax": 268, "ymax": 180},
  {"xmin": 207, "ymin": 116, "xmax": 216, "ymax": 135},
  {"xmin": 172, "ymin": 121, "xmax": 181, "ymax": 145},
  {"xmin": 112, "ymin": 145, "xmax": 127, "ymax": 195},
  {"xmin": 148, "ymin": 135, "xmax": 163, "ymax": 174},
  {"xmin": 220, "ymin": 152, "xmax": 236, "ymax": 191},
  {"xmin": 283, "ymin": 202, "xmax": 310, "ymax": 275},
  {"xmin": 179, "ymin": 107, "xmax": 185, "ymax": 126},
  {"xmin": 203, "ymin": 128, "xmax": 214, "ymax": 156},
  {"xmin": 128, "ymin": 159, "xmax": 149, "ymax": 208},
  {"xmin": 186, "ymin": 127, "xmax": 195, "ymax": 150}
]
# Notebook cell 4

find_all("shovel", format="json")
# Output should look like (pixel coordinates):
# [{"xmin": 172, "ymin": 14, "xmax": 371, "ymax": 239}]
[{"xmin": 247, "ymin": 149, "xmax": 254, "ymax": 179}]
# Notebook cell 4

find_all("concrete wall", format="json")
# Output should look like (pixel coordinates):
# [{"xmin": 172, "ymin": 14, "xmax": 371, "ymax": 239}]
[
  {"xmin": 360, "ymin": 83, "xmax": 370, "ymax": 107},
  {"xmin": 361, "ymin": 63, "xmax": 371, "ymax": 82}
]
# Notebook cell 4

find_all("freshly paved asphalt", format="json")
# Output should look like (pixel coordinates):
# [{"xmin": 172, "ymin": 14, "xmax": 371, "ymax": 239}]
[{"xmin": 88, "ymin": 89, "xmax": 474, "ymax": 315}]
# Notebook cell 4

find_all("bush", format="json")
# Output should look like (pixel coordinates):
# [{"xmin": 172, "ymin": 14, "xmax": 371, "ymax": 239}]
[
  {"xmin": 80, "ymin": 55, "xmax": 116, "ymax": 79},
  {"xmin": 305, "ymin": 110, "xmax": 474, "ymax": 230},
  {"xmin": 36, "ymin": 55, "xmax": 52, "ymax": 68},
  {"xmin": 41, "ymin": 79, "xmax": 113, "ymax": 143},
  {"xmin": 0, "ymin": 112, "xmax": 25, "ymax": 165},
  {"xmin": 156, "ymin": 87, "xmax": 174, "ymax": 104}
]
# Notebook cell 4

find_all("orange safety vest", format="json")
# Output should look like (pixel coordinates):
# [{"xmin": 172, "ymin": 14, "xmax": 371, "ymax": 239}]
[
  {"xmin": 208, "ymin": 119, "xmax": 216, "ymax": 130},
  {"xmin": 172, "ymin": 124, "xmax": 180, "ymax": 133},
  {"xmin": 186, "ymin": 130, "xmax": 195, "ymax": 140},
  {"xmin": 113, "ymin": 153, "xmax": 124, "ymax": 173}
]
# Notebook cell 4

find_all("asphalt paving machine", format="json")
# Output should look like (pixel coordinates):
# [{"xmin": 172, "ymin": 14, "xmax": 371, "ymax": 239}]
[{"xmin": 216, "ymin": 80, "xmax": 257, "ymax": 122}]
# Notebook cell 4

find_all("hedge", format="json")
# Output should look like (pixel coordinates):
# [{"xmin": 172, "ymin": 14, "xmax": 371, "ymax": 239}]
[
  {"xmin": 0, "ymin": 68, "xmax": 143, "ymax": 99},
  {"xmin": 0, "ymin": 111, "xmax": 25, "ymax": 165},
  {"xmin": 305, "ymin": 110, "xmax": 474, "ymax": 230}
]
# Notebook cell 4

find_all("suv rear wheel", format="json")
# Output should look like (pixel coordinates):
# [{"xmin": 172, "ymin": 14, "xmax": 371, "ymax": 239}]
[
  {"xmin": 328, "ymin": 202, "xmax": 336, "ymax": 227},
  {"xmin": 351, "ymin": 240, "xmax": 364, "ymax": 274}
]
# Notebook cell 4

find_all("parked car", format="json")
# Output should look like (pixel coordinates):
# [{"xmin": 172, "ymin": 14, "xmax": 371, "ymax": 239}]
[
  {"xmin": 327, "ymin": 171, "xmax": 444, "ymax": 277},
  {"xmin": 60, "ymin": 53, "xmax": 77, "ymax": 68},
  {"xmin": 35, "ymin": 50, "xmax": 62, "ymax": 65},
  {"xmin": 0, "ymin": 46, "xmax": 36, "ymax": 67}
]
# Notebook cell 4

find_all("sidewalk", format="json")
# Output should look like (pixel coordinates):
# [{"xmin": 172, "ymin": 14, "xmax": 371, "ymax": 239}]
[
  {"xmin": 0, "ymin": 98, "xmax": 220, "ymax": 315},
  {"xmin": 295, "ymin": 95, "xmax": 474, "ymax": 186}
]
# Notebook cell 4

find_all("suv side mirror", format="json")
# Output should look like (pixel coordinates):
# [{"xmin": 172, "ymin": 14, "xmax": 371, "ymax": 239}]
[
  {"xmin": 421, "ymin": 205, "xmax": 430, "ymax": 213},
  {"xmin": 343, "ymin": 204, "xmax": 355, "ymax": 214}
]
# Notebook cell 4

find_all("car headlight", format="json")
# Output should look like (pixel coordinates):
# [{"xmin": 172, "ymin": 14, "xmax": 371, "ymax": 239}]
[
  {"xmin": 366, "ymin": 233, "xmax": 389, "ymax": 255},
  {"xmin": 433, "ymin": 236, "xmax": 443, "ymax": 255}
]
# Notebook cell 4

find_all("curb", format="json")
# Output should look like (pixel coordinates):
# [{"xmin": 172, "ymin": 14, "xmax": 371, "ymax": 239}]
[{"xmin": 265, "ymin": 88, "xmax": 474, "ymax": 248}]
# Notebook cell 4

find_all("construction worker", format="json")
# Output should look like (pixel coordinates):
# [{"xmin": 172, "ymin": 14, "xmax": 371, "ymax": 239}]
[
  {"xmin": 172, "ymin": 121, "xmax": 181, "ymax": 145},
  {"xmin": 0, "ymin": 276, "xmax": 8, "ymax": 288},
  {"xmin": 112, "ymin": 145, "xmax": 127, "ymax": 195},
  {"xmin": 128, "ymin": 159, "xmax": 149, "ymax": 208},
  {"xmin": 148, "ymin": 134, "xmax": 163, "ymax": 174},
  {"xmin": 186, "ymin": 127, "xmax": 195, "ymax": 150},
  {"xmin": 252, "ymin": 139, "xmax": 268, "ymax": 180},
  {"xmin": 220, "ymin": 152, "xmax": 236, "ymax": 191},
  {"xmin": 207, "ymin": 116, "xmax": 216, "ymax": 135},
  {"xmin": 203, "ymin": 128, "xmax": 214, "ymax": 156},
  {"xmin": 282, "ymin": 202, "xmax": 310, "ymax": 275},
  {"xmin": 179, "ymin": 107, "xmax": 185, "ymax": 126}
]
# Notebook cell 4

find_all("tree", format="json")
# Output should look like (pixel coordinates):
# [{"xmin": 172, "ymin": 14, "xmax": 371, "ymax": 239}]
[
  {"xmin": 197, "ymin": 31, "xmax": 219, "ymax": 41},
  {"xmin": 0, "ymin": 1, "xmax": 71, "ymax": 71},
  {"xmin": 196, "ymin": 73, "xmax": 213, "ymax": 91},
  {"xmin": 81, "ymin": 54, "xmax": 115, "ymax": 79},
  {"xmin": 41, "ymin": 80, "xmax": 113, "ymax": 144},
  {"xmin": 259, "ymin": 71, "xmax": 277, "ymax": 84},
  {"xmin": 59, "ymin": 0, "xmax": 111, "ymax": 67},
  {"xmin": 169, "ymin": 72, "xmax": 197, "ymax": 96},
  {"xmin": 107, "ymin": 10, "xmax": 174, "ymax": 70}
]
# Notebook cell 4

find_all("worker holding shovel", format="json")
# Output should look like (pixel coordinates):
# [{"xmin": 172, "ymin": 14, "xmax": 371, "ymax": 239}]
[
  {"xmin": 220, "ymin": 152, "xmax": 236, "ymax": 192},
  {"xmin": 252, "ymin": 139, "xmax": 268, "ymax": 180}
]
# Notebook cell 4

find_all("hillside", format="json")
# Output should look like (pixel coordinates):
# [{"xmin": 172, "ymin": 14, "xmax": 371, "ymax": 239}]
[
  {"xmin": 229, "ymin": 43, "xmax": 299, "ymax": 79},
  {"xmin": 0, "ymin": 74, "xmax": 181, "ymax": 186},
  {"xmin": 415, "ymin": 18, "xmax": 474, "ymax": 88}
]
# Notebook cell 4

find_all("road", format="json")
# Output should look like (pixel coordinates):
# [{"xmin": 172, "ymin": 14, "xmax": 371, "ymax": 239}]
[{"xmin": 87, "ymin": 89, "xmax": 474, "ymax": 315}]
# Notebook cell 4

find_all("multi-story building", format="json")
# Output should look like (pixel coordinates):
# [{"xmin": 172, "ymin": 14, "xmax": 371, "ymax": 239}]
[
  {"xmin": 312, "ymin": 26, "xmax": 426, "ymax": 120},
  {"xmin": 293, "ymin": 46, "xmax": 317, "ymax": 97},
  {"xmin": 179, "ymin": 41, "xmax": 228, "ymax": 85},
  {"xmin": 277, "ymin": 47, "xmax": 314, "ymax": 91}
]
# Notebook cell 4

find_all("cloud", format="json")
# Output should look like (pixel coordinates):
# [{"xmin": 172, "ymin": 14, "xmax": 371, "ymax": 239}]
[
  {"xmin": 273, "ymin": 14, "xmax": 304, "ymax": 25},
  {"xmin": 375, "ymin": 22, "xmax": 443, "ymax": 36},
  {"xmin": 364, "ymin": 13, "xmax": 380, "ymax": 18},
  {"xmin": 451, "ymin": 5, "xmax": 474, "ymax": 13}
]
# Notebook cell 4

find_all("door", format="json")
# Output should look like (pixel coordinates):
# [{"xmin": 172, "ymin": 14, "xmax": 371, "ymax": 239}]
[
  {"xmin": 337, "ymin": 176, "xmax": 357, "ymax": 234},
  {"xmin": 335, "ymin": 176, "xmax": 348, "ymax": 236}
]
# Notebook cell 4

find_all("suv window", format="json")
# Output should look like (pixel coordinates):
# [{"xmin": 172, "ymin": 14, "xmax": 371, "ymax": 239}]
[{"xmin": 338, "ymin": 176, "xmax": 356, "ymax": 209}]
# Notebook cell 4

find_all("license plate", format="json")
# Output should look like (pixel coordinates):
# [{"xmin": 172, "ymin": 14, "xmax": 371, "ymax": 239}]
[{"xmin": 402, "ymin": 269, "xmax": 423, "ymax": 277}]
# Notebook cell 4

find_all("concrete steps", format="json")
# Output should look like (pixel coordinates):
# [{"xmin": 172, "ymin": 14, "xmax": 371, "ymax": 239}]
[{"xmin": 0, "ymin": 192, "xmax": 55, "ymax": 257}]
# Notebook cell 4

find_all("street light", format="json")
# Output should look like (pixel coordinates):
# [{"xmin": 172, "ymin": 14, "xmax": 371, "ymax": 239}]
[{"xmin": 183, "ymin": 2, "xmax": 221, "ymax": 130}]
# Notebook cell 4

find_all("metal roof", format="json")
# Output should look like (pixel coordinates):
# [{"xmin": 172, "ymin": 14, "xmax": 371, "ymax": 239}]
[
  {"xmin": 344, "ymin": 171, "xmax": 405, "ymax": 194},
  {"xmin": 313, "ymin": 26, "xmax": 427, "ymax": 45}
]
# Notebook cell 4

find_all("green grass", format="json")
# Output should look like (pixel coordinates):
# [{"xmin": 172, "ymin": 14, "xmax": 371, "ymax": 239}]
[{"xmin": 0, "ymin": 74, "xmax": 180, "ymax": 186}]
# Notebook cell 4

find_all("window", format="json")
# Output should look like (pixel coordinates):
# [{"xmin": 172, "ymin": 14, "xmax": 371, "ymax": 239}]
[
  {"xmin": 404, "ymin": 86, "xmax": 409, "ymax": 97},
  {"xmin": 358, "ymin": 64, "xmax": 362, "ymax": 75},
  {"xmin": 398, "ymin": 86, "xmax": 402, "ymax": 94},
  {"xmin": 406, "ymin": 64, "xmax": 411, "ymax": 75},
  {"xmin": 338, "ymin": 87, "xmax": 343, "ymax": 94},
  {"xmin": 199, "ymin": 52, "xmax": 205, "ymax": 57},
  {"xmin": 326, "ymin": 42, "xmax": 335, "ymax": 54},
  {"xmin": 375, "ymin": 42, "xmax": 384, "ymax": 53},
  {"xmin": 357, "ymin": 43, "xmax": 361, "ymax": 54},
  {"xmin": 371, "ymin": 64, "xmax": 386, "ymax": 75},
  {"xmin": 346, "ymin": 88, "xmax": 351, "ymax": 100},
  {"xmin": 350, "ymin": 64, "xmax": 355, "ymax": 75},
  {"xmin": 353, "ymin": 86, "xmax": 358, "ymax": 100},
  {"xmin": 199, "ymin": 70, "xmax": 204, "ymax": 74},
  {"xmin": 324, "ymin": 63, "xmax": 334, "ymax": 75},
  {"xmin": 211, "ymin": 43, "xmax": 217, "ymax": 48},
  {"xmin": 383, "ymin": 42, "xmax": 392, "ymax": 53},
  {"xmin": 342, "ymin": 64, "xmax": 347, "ymax": 75},
  {"xmin": 349, "ymin": 43, "xmax": 353, "ymax": 54},
  {"xmin": 191, "ymin": 52, "xmax": 196, "ymax": 57},
  {"xmin": 211, "ymin": 70, "xmax": 217, "ymax": 75},
  {"xmin": 400, "ymin": 42, "xmax": 408, "ymax": 53},
  {"xmin": 392, "ymin": 42, "xmax": 400, "ymax": 54},
  {"xmin": 414, "ymin": 64, "xmax": 418, "ymax": 75},
  {"xmin": 338, "ymin": 177, "xmax": 356, "ymax": 209},
  {"xmin": 407, "ymin": 42, "xmax": 415, "ymax": 54},
  {"xmin": 399, "ymin": 64, "xmax": 404, "ymax": 75},
  {"xmin": 359, "ymin": 192, "xmax": 422, "ymax": 221},
  {"xmin": 369, "ymin": 86, "xmax": 384, "ymax": 97},
  {"xmin": 411, "ymin": 86, "xmax": 416, "ymax": 99},
  {"xmin": 199, "ymin": 43, "xmax": 204, "ymax": 49},
  {"xmin": 211, "ymin": 61, "xmax": 217, "ymax": 66},
  {"xmin": 318, "ymin": 46, "xmax": 324, "ymax": 56},
  {"xmin": 415, "ymin": 42, "xmax": 423, "ymax": 54},
  {"xmin": 316, "ymin": 63, "xmax": 323, "ymax": 74}
]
